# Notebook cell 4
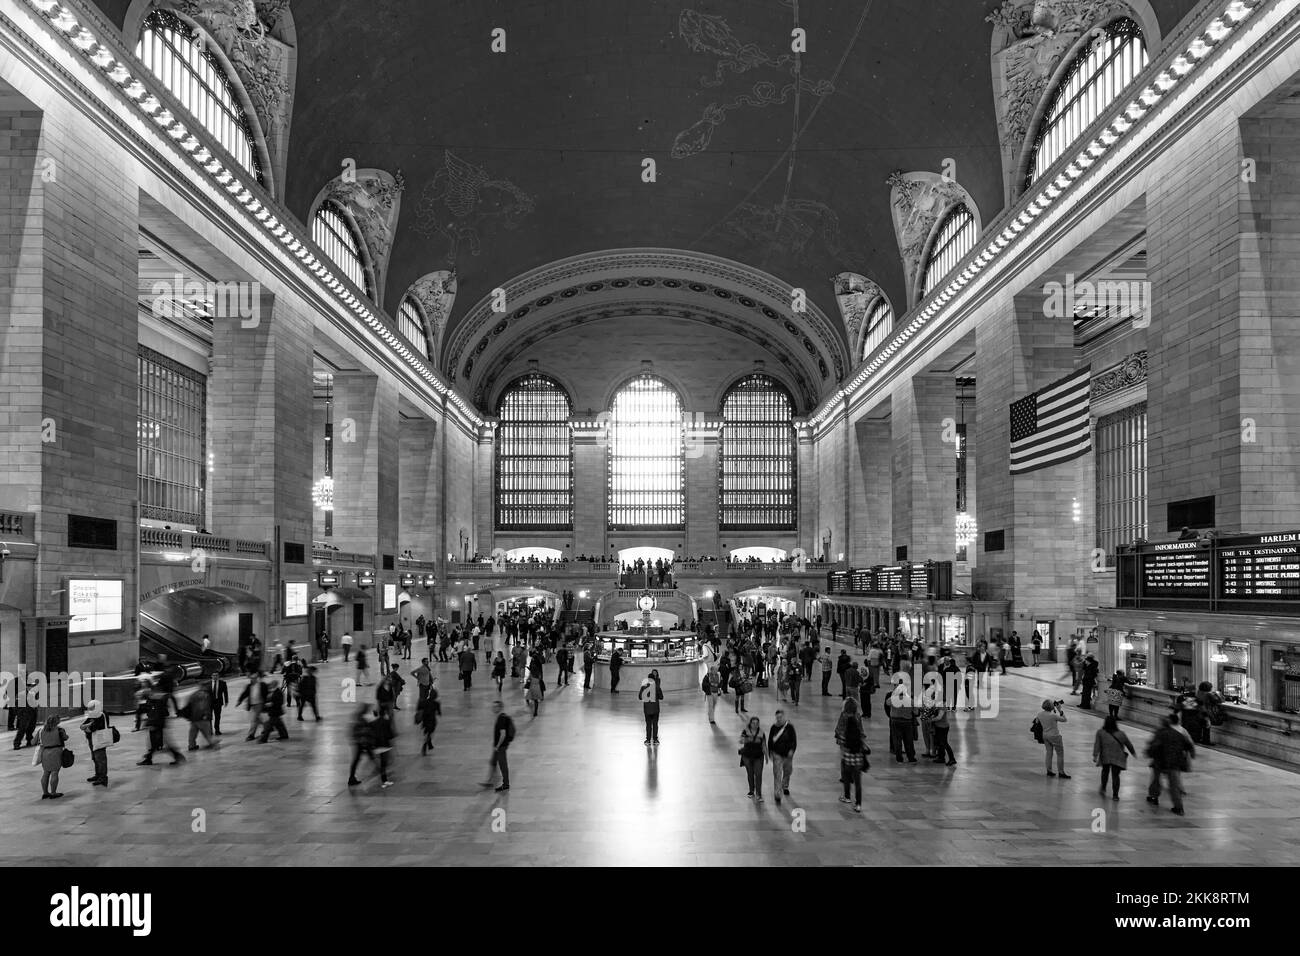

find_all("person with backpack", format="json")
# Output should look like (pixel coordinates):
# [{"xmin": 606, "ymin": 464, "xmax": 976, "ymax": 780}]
[
  {"xmin": 481, "ymin": 700, "xmax": 516, "ymax": 792},
  {"xmin": 1093, "ymin": 714, "xmax": 1137, "ymax": 799},
  {"xmin": 835, "ymin": 697, "xmax": 869, "ymax": 812},
  {"xmin": 1032, "ymin": 698, "xmax": 1070, "ymax": 778},
  {"xmin": 639, "ymin": 670, "xmax": 664, "ymax": 745},
  {"xmin": 702, "ymin": 665, "xmax": 722, "ymax": 723}
]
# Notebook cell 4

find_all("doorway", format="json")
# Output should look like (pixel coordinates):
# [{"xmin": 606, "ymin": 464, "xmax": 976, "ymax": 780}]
[
  {"xmin": 238, "ymin": 613, "xmax": 254, "ymax": 655},
  {"xmin": 353, "ymin": 602, "xmax": 365, "ymax": 633}
]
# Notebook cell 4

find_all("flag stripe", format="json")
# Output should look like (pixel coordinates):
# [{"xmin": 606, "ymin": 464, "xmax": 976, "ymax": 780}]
[{"xmin": 1009, "ymin": 366, "xmax": 1092, "ymax": 475}]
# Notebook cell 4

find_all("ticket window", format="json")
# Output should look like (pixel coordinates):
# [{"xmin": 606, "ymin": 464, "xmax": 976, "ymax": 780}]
[
  {"xmin": 1210, "ymin": 641, "xmax": 1250, "ymax": 703},
  {"xmin": 939, "ymin": 615, "xmax": 966, "ymax": 646},
  {"xmin": 1270, "ymin": 649, "xmax": 1300, "ymax": 714},
  {"xmin": 1161, "ymin": 637, "xmax": 1193, "ymax": 693},
  {"xmin": 1119, "ymin": 632, "xmax": 1149, "ymax": 685}
]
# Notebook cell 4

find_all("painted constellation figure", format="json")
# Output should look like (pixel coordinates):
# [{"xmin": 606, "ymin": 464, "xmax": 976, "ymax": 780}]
[
  {"xmin": 720, "ymin": 199, "xmax": 847, "ymax": 263},
  {"xmin": 413, "ymin": 150, "xmax": 535, "ymax": 266},
  {"xmin": 672, "ymin": 8, "xmax": 834, "ymax": 159}
]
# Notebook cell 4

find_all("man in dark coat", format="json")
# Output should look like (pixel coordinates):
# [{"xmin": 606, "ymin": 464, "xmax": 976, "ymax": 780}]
[
  {"xmin": 1146, "ymin": 716, "xmax": 1194, "ymax": 815},
  {"xmin": 458, "ymin": 645, "xmax": 478, "ymax": 690},
  {"xmin": 297, "ymin": 665, "xmax": 320, "ymax": 721}
]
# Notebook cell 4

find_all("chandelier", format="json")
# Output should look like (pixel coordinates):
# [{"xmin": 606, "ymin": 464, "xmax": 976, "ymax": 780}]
[
  {"xmin": 955, "ymin": 511, "xmax": 978, "ymax": 547},
  {"xmin": 312, "ymin": 476, "xmax": 335, "ymax": 511}
]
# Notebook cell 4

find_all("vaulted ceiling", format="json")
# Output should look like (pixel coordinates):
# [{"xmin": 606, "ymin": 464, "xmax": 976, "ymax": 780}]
[{"xmin": 95, "ymin": 0, "xmax": 1201, "ymax": 411}]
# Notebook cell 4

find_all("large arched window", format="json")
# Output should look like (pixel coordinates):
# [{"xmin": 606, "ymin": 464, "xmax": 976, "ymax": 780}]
[
  {"xmin": 1027, "ymin": 18, "xmax": 1147, "ymax": 187},
  {"xmin": 861, "ymin": 297, "xmax": 894, "ymax": 360},
  {"xmin": 608, "ymin": 374, "xmax": 684, "ymax": 530},
  {"xmin": 921, "ymin": 204, "xmax": 978, "ymax": 298},
  {"xmin": 136, "ymin": 10, "xmax": 263, "ymax": 184},
  {"xmin": 397, "ymin": 297, "xmax": 428, "ymax": 359},
  {"xmin": 719, "ymin": 375, "xmax": 796, "ymax": 530},
  {"xmin": 312, "ymin": 202, "xmax": 372, "ymax": 297},
  {"xmin": 495, "ymin": 374, "xmax": 573, "ymax": 530}
]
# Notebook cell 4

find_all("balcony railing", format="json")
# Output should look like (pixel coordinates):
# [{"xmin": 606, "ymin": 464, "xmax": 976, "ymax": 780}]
[
  {"xmin": 140, "ymin": 527, "xmax": 269, "ymax": 559},
  {"xmin": 311, "ymin": 547, "xmax": 377, "ymax": 567},
  {"xmin": 443, "ymin": 559, "xmax": 835, "ymax": 576}
]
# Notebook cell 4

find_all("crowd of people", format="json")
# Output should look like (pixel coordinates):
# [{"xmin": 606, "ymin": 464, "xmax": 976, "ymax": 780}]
[{"xmin": 13, "ymin": 600, "xmax": 1209, "ymax": 821}]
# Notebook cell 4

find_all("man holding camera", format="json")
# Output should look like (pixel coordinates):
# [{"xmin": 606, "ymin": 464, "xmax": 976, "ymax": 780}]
[{"xmin": 1034, "ymin": 698, "xmax": 1071, "ymax": 778}]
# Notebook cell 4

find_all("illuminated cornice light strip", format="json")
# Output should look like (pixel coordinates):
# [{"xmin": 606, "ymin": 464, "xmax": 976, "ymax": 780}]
[
  {"xmin": 805, "ymin": 0, "xmax": 1263, "ymax": 429},
  {"xmin": 19, "ymin": 0, "xmax": 483, "ymax": 427}
]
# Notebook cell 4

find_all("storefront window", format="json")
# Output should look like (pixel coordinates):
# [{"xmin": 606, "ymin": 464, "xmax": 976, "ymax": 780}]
[
  {"xmin": 1270, "ymin": 647, "xmax": 1300, "ymax": 714},
  {"xmin": 1209, "ymin": 641, "xmax": 1250, "ymax": 703},
  {"xmin": 939, "ymin": 614, "xmax": 967, "ymax": 646},
  {"xmin": 1118, "ymin": 630, "xmax": 1149, "ymax": 685},
  {"xmin": 1159, "ymin": 636, "xmax": 1193, "ymax": 693}
]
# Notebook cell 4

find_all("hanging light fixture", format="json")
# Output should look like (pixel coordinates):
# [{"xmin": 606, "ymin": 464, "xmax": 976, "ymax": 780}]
[
  {"xmin": 1119, "ymin": 630, "xmax": 1135, "ymax": 651},
  {"xmin": 312, "ymin": 475, "xmax": 335, "ymax": 511}
]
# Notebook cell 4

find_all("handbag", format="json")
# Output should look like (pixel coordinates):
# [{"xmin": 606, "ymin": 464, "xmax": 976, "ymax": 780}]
[{"xmin": 60, "ymin": 749, "xmax": 75, "ymax": 769}]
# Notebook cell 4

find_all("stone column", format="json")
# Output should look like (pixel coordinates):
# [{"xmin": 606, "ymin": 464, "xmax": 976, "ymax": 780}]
[
  {"xmin": 473, "ymin": 425, "xmax": 494, "ymax": 555},
  {"xmin": 571, "ymin": 424, "xmax": 607, "ymax": 557},
  {"xmin": 398, "ymin": 418, "xmax": 439, "ymax": 560},
  {"xmin": 850, "ymin": 417, "xmax": 892, "ymax": 565},
  {"xmin": 890, "ymin": 375, "xmax": 956, "ymax": 563},
  {"xmin": 685, "ymin": 421, "xmax": 721, "ymax": 559},
  {"xmin": 0, "ymin": 94, "xmax": 140, "ymax": 674},
  {"xmin": 330, "ymin": 372, "xmax": 399, "ymax": 563}
]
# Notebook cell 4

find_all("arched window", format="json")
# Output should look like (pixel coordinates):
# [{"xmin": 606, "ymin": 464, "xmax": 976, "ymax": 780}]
[
  {"xmin": 921, "ymin": 204, "xmax": 978, "ymax": 298},
  {"xmin": 608, "ymin": 374, "xmax": 684, "ymax": 530},
  {"xmin": 397, "ymin": 297, "xmax": 428, "ymax": 359},
  {"xmin": 495, "ymin": 374, "xmax": 573, "ymax": 530},
  {"xmin": 136, "ymin": 10, "xmax": 263, "ymax": 184},
  {"xmin": 1027, "ymin": 18, "xmax": 1147, "ymax": 186},
  {"xmin": 719, "ymin": 375, "xmax": 795, "ymax": 530},
  {"xmin": 312, "ymin": 202, "xmax": 371, "ymax": 297},
  {"xmin": 861, "ymin": 298, "xmax": 894, "ymax": 360}
]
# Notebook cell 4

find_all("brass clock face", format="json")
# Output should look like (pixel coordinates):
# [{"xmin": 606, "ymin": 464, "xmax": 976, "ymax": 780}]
[{"xmin": 638, "ymin": 594, "xmax": 656, "ymax": 612}]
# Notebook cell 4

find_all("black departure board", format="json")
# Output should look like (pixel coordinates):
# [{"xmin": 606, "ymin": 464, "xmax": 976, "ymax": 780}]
[
  {"xmin": 1117, "ymin": 530, "xmax": 1300, "ymax": 613},
  {"xmin": 826, "ymin": 562, "xmax": 953, "ymax": 600},
  {"xmin": 1218, "ymin": 533, "xmax": 1300, "ymax": 602}
]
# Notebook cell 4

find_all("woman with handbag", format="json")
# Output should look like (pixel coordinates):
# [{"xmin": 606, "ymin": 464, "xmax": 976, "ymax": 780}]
[
  {"xmin": 731, "ymin": 667, "xmax": 751, "ymax": 714},
  {"xmin": 738, "ymin": 717, "xmax": 767, "ymax": 801},
  {"xmin": 36, "ymin": 714, "xmax": 68, "ymax": 799},
  {"xmin": 639, "ymin": 669, "xmax": 664, "ymax": 745},
  {"xmin": 1106, "ymin": 670, "xmax": 1129, "ymax": 719},
  {"xmin": 80, "ymin": 699, "xmax": 115, "ymax": 787},
  {"xmin": 1092, "ymin": 714, "xmax": 1137, "ymax": 799},
  {"xmin": 835, "ymin": 698, "xmax": 869, "ymax": 812}
]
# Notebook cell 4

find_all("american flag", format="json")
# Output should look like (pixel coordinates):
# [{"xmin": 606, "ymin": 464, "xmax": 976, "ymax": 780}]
[{"xmin": 1009, "ymin": 366, "xmax": 1092, "ymax": 475}]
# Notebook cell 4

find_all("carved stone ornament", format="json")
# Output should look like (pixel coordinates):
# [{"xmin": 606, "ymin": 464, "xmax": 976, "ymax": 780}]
[
  {"xmin": 986, "ymin": 0, "xmax": 1136, "ymax": 201},
  {"xmin": 169, "ymin": 0, "xmax": 295, "ymax": 152},
  {"xmin": 887, "ymin": 171, "xmax": 968, "ymax": 300},
  {"xmin": 407, "ymin": 270, "xmax": 458, "ymax": 360},
  {"xmin": 1090, "ymin": 349, "xmax": 1148, "ymax": 400},
  {"xmin": 832, "ymin": 272, "xmax": 883, "ymax": 342},
  {"xmin": 323, "ymin": 170, "xmax": 405, "ymax": 298}
]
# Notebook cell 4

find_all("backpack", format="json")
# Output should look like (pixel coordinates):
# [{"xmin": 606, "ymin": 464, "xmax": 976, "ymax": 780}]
[{"xmin": 1031, "ymin": 716, "xmax": 1044, "ymax": 743}]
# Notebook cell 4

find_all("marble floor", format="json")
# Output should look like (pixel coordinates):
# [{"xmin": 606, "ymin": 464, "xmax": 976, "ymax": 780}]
[{"xmin": 2, "ymin": 641, "xmax": 1297, "ymax": 866}]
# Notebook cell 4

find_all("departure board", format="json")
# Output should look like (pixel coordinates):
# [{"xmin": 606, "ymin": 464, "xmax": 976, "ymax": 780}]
[
  {"xmin": 1117, "ymin": 530, "xmax": 1300, "ymax": 613},
  {"xmin": 826, "ymin": 562, "xmax": 954, "ymax": 600},
  {"xmin": 1218, "ymin": 533, "xmax": 1300, "ymax": 600}
]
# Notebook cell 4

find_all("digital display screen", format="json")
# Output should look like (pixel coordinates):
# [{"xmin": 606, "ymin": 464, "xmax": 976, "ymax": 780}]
[
  {"xmin": 1219, "ymin": 537, "xmax": 1300, "ymax": 600},
  {"xmin": 284, "ymin": 582, "xmax": 308, "ymax": 618},
  {"xmin": 68, "ymin": 579, "xmax": 123, "ymax": 634},
  {"xmin": 1141, "ymin": 545, "xmax": 1211, "ymax": 599}
]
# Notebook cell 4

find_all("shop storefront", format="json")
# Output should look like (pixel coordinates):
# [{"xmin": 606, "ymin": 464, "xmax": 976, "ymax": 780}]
[
  {"xmin": 1208, "ymin": 640, "xmax": 1250, "ymax": 702},
  {"xmin": 1114, "ymin": 630, "xmax": 1150, "ymax": 685},
  {"xmin": 1267, "ymin": 646, "xmax": 1300, "ymax": 714},
  {"xmin": 1159, "ymin": 635, "xmax": 1194, "ymax": 693}
]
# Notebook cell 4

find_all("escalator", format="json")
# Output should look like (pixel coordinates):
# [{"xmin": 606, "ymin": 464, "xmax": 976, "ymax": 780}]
[{"xmin": 139, "ymin": 612, "xmax": 237, "ymax": 680}]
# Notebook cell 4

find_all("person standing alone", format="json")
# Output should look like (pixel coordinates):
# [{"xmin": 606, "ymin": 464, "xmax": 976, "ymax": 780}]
[
  {"xmin": 458, "ymin": 644, "xmax": 477, "ymax": 691},
  {"xmin": 1033, "ymin": 699, "xmax": 1070, "ymax": 778},
  {"xmin": 639, "ymin": 670, "xmax": 663, "ymax": 745},
  {"xmin": 481, "ymin": 700, "xmax": 516, "ymax": 792}
]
